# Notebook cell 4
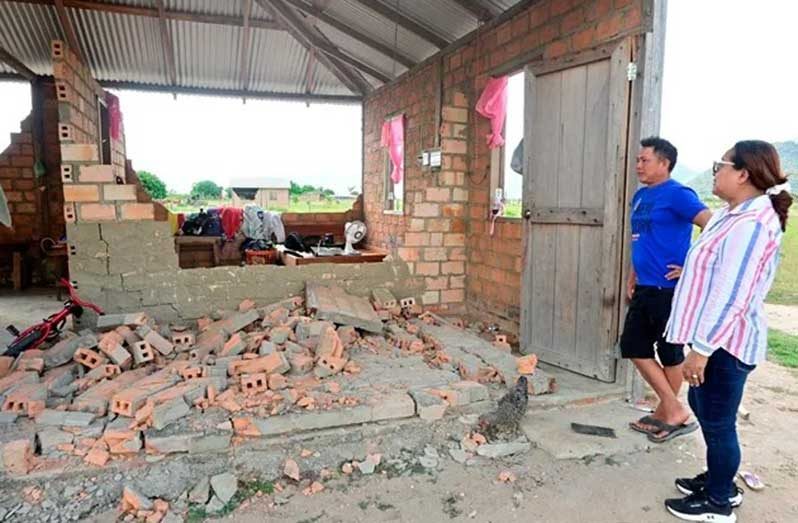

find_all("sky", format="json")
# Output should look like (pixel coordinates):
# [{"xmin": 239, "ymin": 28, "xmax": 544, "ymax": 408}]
[{"xmin": 1, "ymin": 0, "xmax": 796, "ymax": 196}]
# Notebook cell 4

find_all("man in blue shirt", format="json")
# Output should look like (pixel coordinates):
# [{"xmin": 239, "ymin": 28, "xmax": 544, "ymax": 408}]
[{"xmin": 623, "ymin": 137, "xmax": 711, "ymax": 441}]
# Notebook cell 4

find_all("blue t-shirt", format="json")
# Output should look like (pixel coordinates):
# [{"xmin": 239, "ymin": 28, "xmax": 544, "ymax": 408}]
[{"xmin": 631, "ymin": 178, "xmax": 706, "ymax": 288}]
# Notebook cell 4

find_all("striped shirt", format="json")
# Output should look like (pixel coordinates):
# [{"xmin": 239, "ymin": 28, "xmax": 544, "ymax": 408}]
[{"xmin": 665, "ymin": 195, "xmax": 783, "ymax": 365}]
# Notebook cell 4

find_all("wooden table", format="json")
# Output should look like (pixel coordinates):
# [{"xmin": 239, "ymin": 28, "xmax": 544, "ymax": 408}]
[{"xmin": 278, "ymin": 246, "xmax": 388, "ymax": 267}]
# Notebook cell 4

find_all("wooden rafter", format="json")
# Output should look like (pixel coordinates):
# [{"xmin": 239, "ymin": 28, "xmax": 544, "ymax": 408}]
[
  {"xmin": 8, "ymin": 0, "xmax": 282, "ymax": 31},
  {"xmin": 0, "ymin": 45, "xmax": 36, "ymax": 81},
  {"xmin": 350, "ymin": 0, "xmax": 450, "ymax": 49},
  {"xmin": 450, "ymin": 0, "xmax": 499, "ymax": 22},
  {"xmin": 284, "ymin": 0, "xmax": 415, "ymax": 68},
  {"xmin": 53, "ymin": 0, "xmax": 84, "ymax": 63},
  {"xmin": 304, "ymin": 48, "xmax": 317, "ymax": 95},
  {"xmin": 154, "ymin": 0, "xmax": 177, "ymax": 92},
  {"xmin": 239, "ymin": 0, "xmax": 254, "ymax": 92},
  {"xmin": 259, "ymin": 0, "xmax": 371, "ymax": 95}
]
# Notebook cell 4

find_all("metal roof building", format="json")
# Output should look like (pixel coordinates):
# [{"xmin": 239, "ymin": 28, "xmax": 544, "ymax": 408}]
[{"xmin": 0, "ymin": 0, "xmax": 524, "ymax": 103}]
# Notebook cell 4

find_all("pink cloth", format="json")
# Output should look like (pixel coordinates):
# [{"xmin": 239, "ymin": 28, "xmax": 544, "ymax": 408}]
[
  {"xmin": 381, "ymin": 115, "xmax": 405, "ymax": 183},
  {"xmin": 105, "ymin": 92, "xmax": 123, "ymax": 141},
  {"xmin": 475, "ymin": 76, "xmax": 508, "ymax": 149}
]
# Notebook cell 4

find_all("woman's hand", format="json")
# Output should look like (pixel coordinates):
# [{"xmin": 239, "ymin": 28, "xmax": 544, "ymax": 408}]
[
  {"xmin": 665, "ymin": 264, "xmax": 683, "ymax": 281},
  {"xmin": 682, "ymin": 350, "xmax": 709, "ymax": 386}
]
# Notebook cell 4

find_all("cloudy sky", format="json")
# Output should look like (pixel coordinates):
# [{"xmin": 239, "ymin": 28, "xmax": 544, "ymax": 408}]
[{"xmin": 1, "ymin": 0, "xmax": 795, "ymax": 195}]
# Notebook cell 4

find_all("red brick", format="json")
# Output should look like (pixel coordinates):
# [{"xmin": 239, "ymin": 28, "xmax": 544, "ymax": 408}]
[
  {"xmin": 441, "ymin": 261, "xmax": 465, "ymax": 275},
  {"xmin": 120, "ymin": 203, "xmax": 155, "ymax": 220},
  {"xmin": 587, "ymin": 0, "xmax": 612, "ymax": 21},
  {"xmin": 79, "ymin": 165, "xmax": 115, "ymax": 183},
  {"xmin": 572, "ymin": 27, "xmax": 597, "ymax": 51},
  {"xmin": 416, "ymin": 262, "xmax": 440, "ymax": 276},
  {"xmin": 404, "ymin": 232, "xmax": 430, "ymax": 246},
  {"xmin": 545, "ymin": 40, "xmax": 570, "ymax": 59},
  {"xmin": 61, "ymin": 144, "xmax": 98, "ymax": 162},
  {"xmin": 3, "ymin": 439, "xmax": 32, "ymax": 475},
  {"xmin": 425, "ymin": 188, "xmax": 451, "ymax": 202},
  {"xmin": 79, "ymin": 203, "xmax": 117, "ymax": 221},
  {"xmin": 561, "ymin": 7, "xmax": 585, "ymax": 33},
  {"xmin": 103, "ymin": 184, "xmax": 137, "ymax": 201},
  {"xmin": 63, "ymin": 184, "xmax": 99, "ymax": 202},
  {"xmin": 529, "ymin": 3, "xmax": 549, "ymax": 27}
]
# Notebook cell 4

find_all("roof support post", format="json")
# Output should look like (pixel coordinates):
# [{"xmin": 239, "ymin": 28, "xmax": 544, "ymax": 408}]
[
  {"xmin": 0, "ymin": 45, "xmax": 36, "ymax": 81},
  {"xmin": 155, "ymin": 0, "xmax": 178, "ymax": 98},
  {"xmin": 54, "ymin": 0, "xmax": 85, "ymax": 64}
]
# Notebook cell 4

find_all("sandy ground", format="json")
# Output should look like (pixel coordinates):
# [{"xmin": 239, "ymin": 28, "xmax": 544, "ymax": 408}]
[
  {"xmin": 1, "ymin": 292, "xmax": 796, "ymax": 522},
  {"xmin": 224, "ymin": 360, "xmax": 798, "ymax": 523}
]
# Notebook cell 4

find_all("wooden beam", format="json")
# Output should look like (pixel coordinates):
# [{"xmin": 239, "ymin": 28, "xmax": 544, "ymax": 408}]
[
  {"xmin": 0, "ymin": 45, "xmax": 36, "ymax": 81},
  {"xmin": 97, "ymin": 80, "xmax": 362, "ymax": 104},
  {"xmin": 259, "ymin": 0, "xmax": 371, "ymax": 95},
  {"xmin": 284, "ymin": 0, "xmax": 416, "ymax": 68},
  {"xmin": 304, "ymin": 48, "xmax": 317, "ymax": 95},
  {"xmin": 155, "ymin": 0, "xmax": 177, "ymax": 92},
  {"xmin": 450, "ymin": 0, "xmax": 498, "ymax": 22},
  {"xmin": 7, "ymin": 0, "xmax": 282, "ymax": 30},
  {"xmin": 239, "ymin": 0, "xmax": 254, "ymax": 92},
  {"xmin": 54, "ymin": 0, "xmax": 84, "ymax": 63},
  {"xmin": 350, "ymin": 0, "xmax": 450, "ymax": 49}
]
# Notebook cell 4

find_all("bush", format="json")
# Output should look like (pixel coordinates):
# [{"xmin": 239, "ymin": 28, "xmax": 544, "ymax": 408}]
[
  {"xmin": 137, "ymin": 171, "xmax": 167, "ymax": 200},
  {"xmin": 191, "ymin": 180, "xmax": 222, "ymax": 200}
]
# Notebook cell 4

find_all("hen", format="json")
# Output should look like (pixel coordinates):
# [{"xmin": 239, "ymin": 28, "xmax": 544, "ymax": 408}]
[{"xmin": 477, "ymin": 376, "xmax": 529, "ymax": 441}]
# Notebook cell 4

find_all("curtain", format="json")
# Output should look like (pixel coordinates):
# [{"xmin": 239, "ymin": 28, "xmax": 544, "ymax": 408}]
[
  {"xmin": 381, "ymin": 114, "xmax": 405, "ymax": 183},
  {"xmin": 475, "ymin": 75, "xmax": 508, "ymax": 149}
]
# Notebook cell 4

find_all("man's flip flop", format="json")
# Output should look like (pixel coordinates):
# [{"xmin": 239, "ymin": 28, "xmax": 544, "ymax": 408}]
[
  {"xmin": 647, "ymin": 421, "xmax": 699, "ymax": 443},
  {"xmin": 629, "ymin": 415, "xmax": 665, "ymax": 434}
]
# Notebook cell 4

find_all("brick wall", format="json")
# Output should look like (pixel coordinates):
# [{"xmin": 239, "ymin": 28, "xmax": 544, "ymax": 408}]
[
  {"xmin": 363, "ymin": 0, "xmax": 648, "ymax": 332},
  {"xmin": 0, "ymin": 116, "xmax": 37, "ymax": 244}
]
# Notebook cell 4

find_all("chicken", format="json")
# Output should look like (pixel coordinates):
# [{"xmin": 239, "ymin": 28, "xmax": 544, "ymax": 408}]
[{"xmin": 477, "ymin": 376, "xmax": 529, "ymax": 441}]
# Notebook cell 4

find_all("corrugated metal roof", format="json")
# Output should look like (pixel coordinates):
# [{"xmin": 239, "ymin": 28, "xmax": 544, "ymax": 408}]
[{"xmin": 0, "ymin": 0, "xmax": 525, "ymax": 101}]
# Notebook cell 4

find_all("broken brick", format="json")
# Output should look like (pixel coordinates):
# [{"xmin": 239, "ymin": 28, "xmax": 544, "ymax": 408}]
[
  {"xmin": 2, "ymin": 383, "xmax": 47, "ymax": 417},
  {"xmin": 2, "ymin": 438, "xmax": 32, "ymax": 474},
  {"xmin": 135, "ymin": 325, "xmax": 175, "ymax": 356},
  {"xmin": 73, "ymin": 347, "xmax": 107, "ymax": 369},
  {"xmin": 232, "ymin": 417, "xmax": 262, "ymax": 437},
  {"xmin": 84, "ymin": 445, "xmax": 110, "ymax": 466},
  {"xmin": 267, "ymin": 374, "xmax": 288, "ymax": 390},
  {"xmin": 283, "ymin": 458, "xmax": 300, "ymax": 481},
  {"xmin": 229, "ymin": 353, "xmax": 289, "ymax": 376},
  {"xmin": 170, "ymin": 332, "xmax": 195, "ymax": 349},
  {"xmin": 96, "ymin": 312, "xmax": 149, "ymax": 331},
  {"xmin": 98, "ymin": 340, "xmax": 132, "ymax": 369},
  {"xmin": 238, "ymin": 299, "xmax": 256, "ymax": 312},
  {"xmin": 179, "ymin": 366, "xmax": 206, "ymax": 381},
  {"xmin": 0, "ymin": 356, "xmax": 13, "ymax": 378},
  {"xmin": 111, "ymin": 370, "xmax": 180, "ymax": 417},
  {"xmin": 130, "ymin": 341, "xmax": 156, "ymax": 366},
  {"xmin": 122, "ymin": 485, "xmax": 154, "ymax": 512},
  {"xmin": 240, "ymin": 373, "xmax": 268, "ymax": 396},
  {"xmin": 219, "ymin": 333, "xmax": 247, "ymax": 357},
  {"xmin": 516, "ymin": 354, "xmax": 539, "ymax": 375},
  {"xmin": 115, "ymin": 325, "xmax": 141, "ymax": 347},
  {"xmin": 17, "ymin": 358, "xmax": 45, "ymax": 374}
]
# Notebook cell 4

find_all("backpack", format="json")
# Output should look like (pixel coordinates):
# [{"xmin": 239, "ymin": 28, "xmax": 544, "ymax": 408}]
[{"xmin": 181, "ymin": 210, "xmax": 211, "ymax": 236}]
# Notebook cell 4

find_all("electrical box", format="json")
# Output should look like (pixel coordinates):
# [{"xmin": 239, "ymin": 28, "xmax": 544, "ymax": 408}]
[{"xmin": 418, "ymin": 148, "xmax": 442, "ymax": 170}]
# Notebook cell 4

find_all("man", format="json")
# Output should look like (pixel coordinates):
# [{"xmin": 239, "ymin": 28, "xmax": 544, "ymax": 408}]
[{"xmin": 623, "ymin": 137, "xmax": 711, "ymax": 442}]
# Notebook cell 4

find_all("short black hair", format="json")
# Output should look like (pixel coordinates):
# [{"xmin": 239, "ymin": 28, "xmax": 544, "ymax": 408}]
[{"xmin": 640, "ymin": 136, "xmax": 678, "ymax": 172}]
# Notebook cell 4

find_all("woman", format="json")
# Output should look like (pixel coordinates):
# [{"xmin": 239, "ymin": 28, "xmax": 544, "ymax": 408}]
[{"xmin": 660, "ymin": 140, "xmax": 792, "ymax": 523}]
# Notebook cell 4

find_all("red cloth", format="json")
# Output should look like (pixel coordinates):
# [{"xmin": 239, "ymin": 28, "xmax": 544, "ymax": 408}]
[
  {"xmin": 475, "ymin": 76, "xmax": 508, "ymax": 149},
  {"xmin": 105, "ymin": 92, "xmax": 124, "ymax": 141},
  {"xmin": 380, "ymin": 114, "xmax": 405, "ymax": 183},
  {"xmin": 219, "ymin": 207, "xmax": 244, "ymax": 240}
]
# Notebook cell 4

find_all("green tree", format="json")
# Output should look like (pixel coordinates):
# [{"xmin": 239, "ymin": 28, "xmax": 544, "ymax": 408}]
[
  {"xmin": 137, "ymin": 171, "xmax": 167, "ymax": 200},
  {"xmin": 191, "ymin": 180, "xmax": 222, "ymax": 199},
  {"xmin": 224, "ymin": 187, "xmax": 232, "ymax": 199}
]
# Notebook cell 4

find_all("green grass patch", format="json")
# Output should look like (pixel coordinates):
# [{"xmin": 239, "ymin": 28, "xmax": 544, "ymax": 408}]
[
  {"xmin": 185, "ymin": 478, "xmax": 274, "ymax": 522},
  {"xmin": 768, "ymin": 329, "xmax": 798, "ymax": 368},
  {"xmin": 768, "ymin": 224, "xmax": 798, "ymax": 305}
]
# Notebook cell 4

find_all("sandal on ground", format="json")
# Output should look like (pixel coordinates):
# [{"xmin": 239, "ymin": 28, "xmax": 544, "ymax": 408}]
[
  {"xmin": 629, "ymin": 415, "xmax": 665, "ymax": 434},
  {"xmin": 647, "ymin": 421, "xmax": 699, "ymax": 443}
]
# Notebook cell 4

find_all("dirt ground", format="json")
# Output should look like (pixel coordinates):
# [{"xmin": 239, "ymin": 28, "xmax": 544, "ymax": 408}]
[
  {"xmin": 1, "ymin": 293, "xmax": 796, "ymax": 522},
  {"xmin": 220, "ymin": 359, "xmax": 798, "ymax": 523}
]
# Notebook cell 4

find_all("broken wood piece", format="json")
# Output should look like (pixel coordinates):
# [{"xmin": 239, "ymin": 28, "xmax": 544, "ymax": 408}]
[{"xmin": 570, "ymin": 422, "xmax": 617, "ymax": 439}]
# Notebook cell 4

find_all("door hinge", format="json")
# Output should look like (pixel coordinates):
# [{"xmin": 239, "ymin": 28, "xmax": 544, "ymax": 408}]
[{"xmin": 627, "ymin": 62, "xmax": 638, "ymax": 82}]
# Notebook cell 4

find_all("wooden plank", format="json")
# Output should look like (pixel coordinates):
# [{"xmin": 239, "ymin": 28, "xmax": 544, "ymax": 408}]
[
  {"xmin": 492, "ymin": 37, "xmax": 624, "ymax": 78},
  {"xmin": 238, "ymin": 0, "xmax": 254, "ymax": 92},
  {"xmin": 350, "ymin": 0, "xmax": 450, "ymax": 49},
  {"xmin": 281, "ymin": 249, "xmax": 386, "ymax": 266},
  {"xmin": 283, "ymin": 0, "xmax": 416, "ymax": 68},
  {"xmin": 54, "ymin": 0, "xmax": 84, "ymax": 64},
  {"xmin": 576, "ymin": 58, "xmax": 610, "ymax": 378},
  {"xmin": 520, "ymin": 66, "xmax": 536, "ymax": 355},
  {"xmin": 0, "ymin": 45, "xmax": 35, "ymax": 81},
  {"xmin": 154, "ymin": 0, "xmax": 177, "ymax": 92},
  {"xmin": 552, "ymin": 65, "xmax": 587, "ymax": 362},
  {"xmin": 526, "ymin": 207, "xmax": 603, "ymax": 225},
  {"xmin": 595, "ymin": 39, "xmax": 632, "ymax": 382},
  {"xmin": 9, "ymin": 0, "xmax": 282, "ymax": 30}
]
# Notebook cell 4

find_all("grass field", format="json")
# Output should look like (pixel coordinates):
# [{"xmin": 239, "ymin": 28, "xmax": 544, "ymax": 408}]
[
  {"xmin": 768, "ymin": 329, "xmax": 798, "ymax": 368},
  {"xmin": 768, "ymin": 223, "xmax": 797, "ymax": 305}
]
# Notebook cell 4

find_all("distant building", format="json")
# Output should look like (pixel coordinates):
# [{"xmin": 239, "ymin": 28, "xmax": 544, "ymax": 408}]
[
  {"xmin": 229, "ymin": 177, "xmax": 290, "ymax": 208},
  {"xmin": 297, "ymin": 190, "xmax": 325, "ymax": 202}
]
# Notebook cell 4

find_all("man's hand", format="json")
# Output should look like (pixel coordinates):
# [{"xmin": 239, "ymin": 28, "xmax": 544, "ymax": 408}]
[
  {"xmin": 682, "ymin": 350, "xmax": 709, "ymax": 387},
  {"xmin": 665, "ymin": 264, "xmax": 683, "ymax": 281},
  {"xmin": 626, "ymin": 272, "xmax": 636, "ymax": 302}
]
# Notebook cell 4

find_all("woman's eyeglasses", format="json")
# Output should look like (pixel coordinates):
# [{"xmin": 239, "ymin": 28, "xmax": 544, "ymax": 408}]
[{"xmin": 712, "ymin": 160, "xmax": 735, "ymax": 174}]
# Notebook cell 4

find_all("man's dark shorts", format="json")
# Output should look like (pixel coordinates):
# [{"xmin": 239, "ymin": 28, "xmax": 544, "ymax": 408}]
[{"xmin": 620, "ymin": 285, "xmax": 685, "ymax": 367}]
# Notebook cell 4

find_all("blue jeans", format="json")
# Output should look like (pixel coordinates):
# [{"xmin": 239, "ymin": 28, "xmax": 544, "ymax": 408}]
[{"xmin": 688, "ymin": 349, "xmax": 755, "ymax": 505}]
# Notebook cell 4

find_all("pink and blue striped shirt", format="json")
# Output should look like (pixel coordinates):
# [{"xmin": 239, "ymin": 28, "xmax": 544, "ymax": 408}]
[{"xmin": 665, "ymin": 195, "xmax": 783, "ymax": 365}]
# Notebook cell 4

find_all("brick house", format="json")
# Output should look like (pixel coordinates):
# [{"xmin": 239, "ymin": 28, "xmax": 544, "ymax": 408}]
[
  {"xmin": 0, "ymin": 0, "xmax": 665, "ymax": 387},
  {"xmin": 229, "ymin": 177, "xmax": 291, "ymax": 209}
]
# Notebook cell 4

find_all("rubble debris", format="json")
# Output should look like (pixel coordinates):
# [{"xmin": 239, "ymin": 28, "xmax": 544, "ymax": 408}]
[
  {"xmin": 478, "ymin": 376, "xmax": 528, "ymax": 441},
  {"xmin": 497, "ymin": 470, "xmax": 517, "ymax": 483},
  {"xmin": 210, "ymin": 472, "xmax": 238, "ymax": 504},
  {"xmin": 283, "ymin": 458, "xmax": 301, "ymax": 481},
  {"xmin": 476, "ymin": 439, "xmax": 531, "ymax": 458},
  {"xmin": 306, "ymin": 282, "xmax": 383, "ymax": 333}
]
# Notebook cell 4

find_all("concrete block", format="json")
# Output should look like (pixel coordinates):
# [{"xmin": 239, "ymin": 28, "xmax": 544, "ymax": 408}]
[
  {"xmin": 37, "ymin": 428, "xmax": 74, "ymax": 453},
  {"xmin": 96, "ymin": 312, "xmax": 148, "ymax": 331},
  {"xmin": 210, "ymin": 472, "xmax": 238, "ymax": 504},
  {"xmin": 258, "ymin": 341, "xmax": 276, "ymax": 355},
  {"xmin": 296, "ymin": 320, "xmax": 334, "ymax": 341},
  {"xmin": 188, "ymin": 433, "xmax": 231, "ymax": 454},
  {"xmin": 372, "ymin": 288, "xmax": 398, "ymax": 309},
  {"xmin": 409, "ymin": 389, "xmax": 448, "ymax": 420},
  {"xmin": 144, "ymin": 433, "xmax": 192, "ymax": 455},
  {"xmin": 306, "ymin": 282, "xmax": 384, "ymax": 333},
  {"xmin": 45, "ymin": 333, "xmax": 98, "ymax": 369},
  {"xmin": 448, "ymin": 381, "xmax": 490, "ymax": 404},
  {"xmin": 135, "ymin": 325, "xmax": 174, "ymax": 356},
  {"xmin": 152, "ymin": 397, "xmax": 190, "ymax": 431},
  {"xmin": 370, "ymin": 392, "xmax": 416, "ymax": 421},
  {"xmin": 35, "ymin": 409, "xmax": 97, "ymax": 427},
  {"xmin": 98, "ymin": 341, "xmax": 132, "ymax": 368}
]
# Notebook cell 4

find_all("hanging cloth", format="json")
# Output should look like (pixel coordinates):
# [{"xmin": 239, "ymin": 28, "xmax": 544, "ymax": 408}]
[
  {"xmin": 381, "ymin": 114, "xmax": 405, "ymax": 183},
  {"xmin": 475, "ymin": 76, "xmax": 508, "ymax": 149},
  {"xmin": 105, "ymin": 92, "xmax": 124, "ymax": 140},
  {"xmin": 219, "ymin": 206, "xmax": 244, "ymax": 240}
]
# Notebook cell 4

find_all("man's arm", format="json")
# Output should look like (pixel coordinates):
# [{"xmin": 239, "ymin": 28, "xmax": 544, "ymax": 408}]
[
  {"xmin": 693, "ymin": 209, "xmax": 712, "ymax": 230},
  {"xmin": 626, "ymin": 265, "xmax": 636, "ymax": 302}
]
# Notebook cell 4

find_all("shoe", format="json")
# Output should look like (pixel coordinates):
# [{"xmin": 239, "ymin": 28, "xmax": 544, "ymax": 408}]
[
  {"xmin": 675, "ymin": 472, "xmax": 743, "ymax": 507},
  {"xmin": 665, "ymin": 491, "xmax": 736, "ymax": 522}
]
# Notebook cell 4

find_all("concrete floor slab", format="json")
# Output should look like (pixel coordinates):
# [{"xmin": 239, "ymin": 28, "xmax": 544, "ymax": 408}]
[{"xmin": 521, "ymin": 399, "xmax": 679, "ymax": 460}]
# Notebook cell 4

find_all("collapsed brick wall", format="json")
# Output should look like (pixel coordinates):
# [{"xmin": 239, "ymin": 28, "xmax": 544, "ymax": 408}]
[
  {"xmin": 0, "ymin": 116, "xmax": 38, "ymax": 244},
  {"xmin": 363, "ymin": 0, "xmax": 648, "ymax": 334}
]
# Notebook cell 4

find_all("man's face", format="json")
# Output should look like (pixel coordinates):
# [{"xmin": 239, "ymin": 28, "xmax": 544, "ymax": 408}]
[{"xmin": 636, "ymin": 147, "xmax": 670, "ymax": 184}]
